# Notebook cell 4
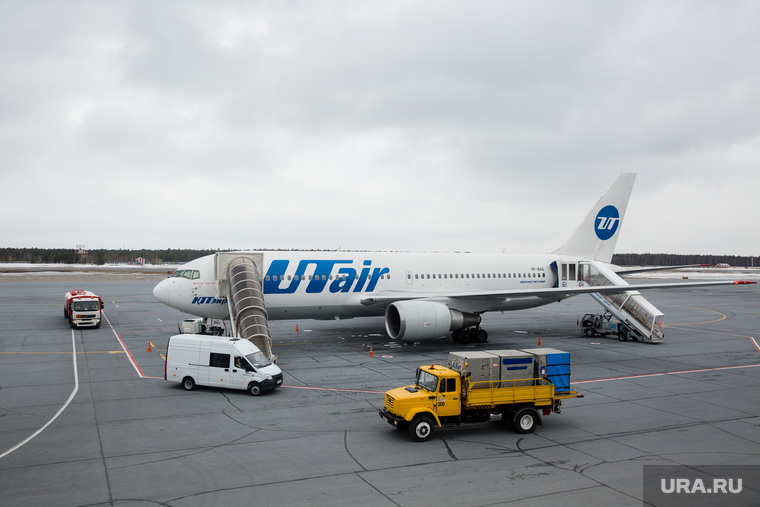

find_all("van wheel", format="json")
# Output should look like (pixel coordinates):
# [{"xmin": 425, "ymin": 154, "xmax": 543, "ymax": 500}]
[
  {"xmin": 248, "ymin": 382, "xmax": 262, "ymax": 396},
  {"xmin": 408, "ymin": 415, "xmax": 434, "ymax": 442},
  {"xmin": 182, "ymin": 377, "xmax": 196, "ymax": 391},
  {"xmin": 513, "ymin": 408, "xmax": 538, "ymax": 434}
]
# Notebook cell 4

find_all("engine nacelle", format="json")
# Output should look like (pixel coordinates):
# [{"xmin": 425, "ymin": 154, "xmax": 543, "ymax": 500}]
[{"xmin": 385, "ymin": 300, "xmax": 480, "ymax": 340}]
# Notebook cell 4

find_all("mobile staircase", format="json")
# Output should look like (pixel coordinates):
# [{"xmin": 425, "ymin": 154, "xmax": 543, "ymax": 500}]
[
  {"xmin": 215, "ymin": 253, "xmax": 277, "ymax": 362},
  {"xmin": 580, "ymin": 261, "xmax": 665, "ymax": 343}
]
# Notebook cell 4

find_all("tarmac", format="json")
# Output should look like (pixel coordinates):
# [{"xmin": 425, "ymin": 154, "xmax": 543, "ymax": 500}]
[{"xmin": 0, "ymin": 271, "xmax": 759, "ymax": 506}]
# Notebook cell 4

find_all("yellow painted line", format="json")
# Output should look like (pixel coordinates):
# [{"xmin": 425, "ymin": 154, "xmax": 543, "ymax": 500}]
[
  {"xmin": 159, "ymin": 354, "xmax": 166, "ymax": 361},
  {"xmin": 663, "ymin": 305, "xmax": 727, "ymax": 327},
  {"xmin": 112, "ymin": 301, "xmax": 119, "ymax": 308}
]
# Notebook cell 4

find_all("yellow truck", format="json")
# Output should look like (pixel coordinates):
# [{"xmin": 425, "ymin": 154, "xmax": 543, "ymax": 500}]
[{"xmin": 379, "ymin": 348, "xmax": 583, "ymax": 441}]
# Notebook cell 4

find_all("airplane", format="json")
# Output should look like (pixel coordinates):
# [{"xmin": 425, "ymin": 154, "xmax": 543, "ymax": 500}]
[{"xmin": 153, "ymin": 172, "xmax": 755, "ymax": 354}]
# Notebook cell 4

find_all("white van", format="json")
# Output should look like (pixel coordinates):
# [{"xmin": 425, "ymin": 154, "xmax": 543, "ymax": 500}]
[{"xmin": 165, "ymin": 334, "xmax": 283, "ymax": 395}]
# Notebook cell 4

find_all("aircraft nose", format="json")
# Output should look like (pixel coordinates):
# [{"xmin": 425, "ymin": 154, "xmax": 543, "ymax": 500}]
[{"xmin": 153, "ymin": 279, "xmax": 171, "ymax": 305}]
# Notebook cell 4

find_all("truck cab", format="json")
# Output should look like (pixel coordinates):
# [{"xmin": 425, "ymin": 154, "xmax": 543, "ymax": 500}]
[
  {"xmin": 380, "ymin": 365, "xmax": 463, "ymax": 441},
  {"xmin": 64, "ymin": 290, "xmax": 104, "ymax": 329}
]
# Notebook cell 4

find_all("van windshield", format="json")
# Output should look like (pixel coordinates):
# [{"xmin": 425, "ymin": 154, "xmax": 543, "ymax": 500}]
[{"xmin": 246, "ymin": 351, "xmax": 271, "ymax": 369}]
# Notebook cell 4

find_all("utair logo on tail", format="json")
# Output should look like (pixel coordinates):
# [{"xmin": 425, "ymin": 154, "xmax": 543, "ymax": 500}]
[{"xmin": 595, "ymin": 205, "xmax": 620, "ymax": 240}]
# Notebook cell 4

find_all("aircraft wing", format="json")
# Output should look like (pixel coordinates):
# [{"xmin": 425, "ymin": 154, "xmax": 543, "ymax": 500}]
[
  {"xmin": 613, "ymin": 264, "xmax": 703, "ymax": 275},
  {"xmin": 360, "ymin": 279, "xmax": 756, "ymax": 308}
]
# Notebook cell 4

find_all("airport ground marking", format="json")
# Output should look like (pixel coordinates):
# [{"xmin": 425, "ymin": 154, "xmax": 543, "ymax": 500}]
[
  {"xmin": 281, "ymin": 385, "xmax": 385, "ymax": 394},
  {"xmin": 0, "ymin": 329, "xmax": 79, "ymax": 460},
  {"xmin": 573, "ymin": 362, "xmax": 760, "ymax": 385},
  {"xmin": 103, "ymin": 311, "xmax": 146, "ymax": 378},
  {"xmin": 663, "ymin": 305, "xmax": 727, "ymax": 327},
  {"xmin": 0, "ymin": 351, "xmax": 124, "ymax": 355}
]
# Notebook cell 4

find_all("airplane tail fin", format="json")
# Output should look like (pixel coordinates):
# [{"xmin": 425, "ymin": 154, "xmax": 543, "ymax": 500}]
[{"xmin": 552, "ymin": 172, "xmax": 636, "ymax": 263}]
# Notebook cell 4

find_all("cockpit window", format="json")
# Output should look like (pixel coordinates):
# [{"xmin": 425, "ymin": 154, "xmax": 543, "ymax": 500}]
[{"xmin": 170, "ymin": 269, "xmax": 200, "ymax": 279}]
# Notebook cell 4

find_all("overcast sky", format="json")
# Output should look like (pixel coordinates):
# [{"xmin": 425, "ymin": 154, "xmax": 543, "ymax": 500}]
[{"xmin": 1, "ymin": 1, "xmax": 758, "ymax": 256}]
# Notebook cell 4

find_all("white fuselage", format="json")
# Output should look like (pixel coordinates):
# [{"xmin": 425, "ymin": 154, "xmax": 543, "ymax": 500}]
[{"xmin": 153, "ymin": 251, "xmax": 566, "ymax": 321}]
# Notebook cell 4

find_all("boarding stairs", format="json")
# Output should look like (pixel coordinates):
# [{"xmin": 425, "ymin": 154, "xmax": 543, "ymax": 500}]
[
  {"xmin": 215, "ymin": 253, "xmax": 277, "ymax": 362},
  {"xmin": 579, "ymin": 261, "xmax": 665, "ymax": 343}
]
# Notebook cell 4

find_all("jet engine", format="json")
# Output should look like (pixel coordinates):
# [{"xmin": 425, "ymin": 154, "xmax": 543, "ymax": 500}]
[{"xmin": 385, "ymin": 300, "xmax": 480, "ymax": 340}]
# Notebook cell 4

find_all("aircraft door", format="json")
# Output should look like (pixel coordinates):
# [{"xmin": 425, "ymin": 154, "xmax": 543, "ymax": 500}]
[{"xmin": 559, "ymin": 262, "xmax": 578, "ymax": 287}]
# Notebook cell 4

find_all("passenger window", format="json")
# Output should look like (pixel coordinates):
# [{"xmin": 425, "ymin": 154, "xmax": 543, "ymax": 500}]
[{"xmin": 209, "ymin": 353, "xmax": 230, "ymax": 368}]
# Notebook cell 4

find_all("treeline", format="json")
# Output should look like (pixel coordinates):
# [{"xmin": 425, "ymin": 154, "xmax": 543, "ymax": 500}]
[
  {"xmin": 0, "ymin": 248, "xmax": 219, "ymax": 265},
  {"xmin": 612, "ymin": 253, "xmax": 758, "ymax": 267}
]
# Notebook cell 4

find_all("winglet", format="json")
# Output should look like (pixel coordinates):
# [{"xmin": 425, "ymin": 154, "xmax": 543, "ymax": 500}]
[{"xmin": 553, "ymin": 173, "xmax": 636, "ymax": 263}]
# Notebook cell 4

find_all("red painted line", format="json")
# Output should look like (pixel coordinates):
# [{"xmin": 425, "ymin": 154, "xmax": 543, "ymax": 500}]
[
  {"xmin": 282, "ymin": 385, "xmax": 385, "ymax": 394},
  {"xmin": 115, "ymin": 332, "xmax": 146, "ymax": 378},
  {"xmin": 103, "ymin": 312, "xmax": 146, "ymax": 378},
  {"xmin": 573, "ymin": 363, "xmax": 760, "ymax": 384},
  {"xmin": 750, "ymin": 337, "xmax": 760, "ymax": 354}
]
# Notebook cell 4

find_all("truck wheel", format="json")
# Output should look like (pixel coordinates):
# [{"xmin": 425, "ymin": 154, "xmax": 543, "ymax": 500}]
[
  {"xmin": 182, "ymin": 377, "xmax": 196, "ymax": 391},
  {"xmin": 248, "ymin": 382, "xmax": 262, "ymax": 396},
  {"xmin": 585, "ymin": 329, "xmax": 594, "ymax": 337},
  {"xmin": 408, "ymin": 415, "xmax": 435, "ymax": 442},
  {"xmin": 618, "ymin": 330, "xmax": 628, "ymax": 342},
  {"xmin": 513, "ymin": 408, "xmax": 538, "ymax": 434}
]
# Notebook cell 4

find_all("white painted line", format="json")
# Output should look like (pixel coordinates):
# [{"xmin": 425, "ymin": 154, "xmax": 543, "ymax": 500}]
[
  {"xmin": 0, "ymin": 329, "xmax": 79, "ymax": 460},
  {"xmin": 103, "ymin": 311, "xmax": 145, "ymax": 378}
]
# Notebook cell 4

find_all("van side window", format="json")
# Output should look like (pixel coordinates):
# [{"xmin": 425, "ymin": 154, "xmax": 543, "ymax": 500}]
[
  {"xmin": 209, "ymin": 353, "xmax": 230, "ymax": 368},
  {"xmin": 442, "ymin": 378, "xmax": 456, "ymax": 392}
]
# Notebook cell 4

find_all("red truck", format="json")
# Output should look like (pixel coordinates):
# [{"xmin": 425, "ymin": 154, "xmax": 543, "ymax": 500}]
[{"xmin": 64, "ymin": 290, "xmax": 104, "ymax": 329}]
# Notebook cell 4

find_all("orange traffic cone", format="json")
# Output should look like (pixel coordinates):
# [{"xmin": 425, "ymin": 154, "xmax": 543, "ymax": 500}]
[
  {"xmin": 296, "ymin": 323, "xmax": 299, "ymax": 332},
  {"xmin": 147, "ymin": 341, "xmax": 152, "ymax": 352},
  {"xmin": 537, "ymin": 335, "xmax": 542, "ymax": 346},
  {"xmin": 369, "ymin": 345, "xmax": 374, "ymax": 357}
]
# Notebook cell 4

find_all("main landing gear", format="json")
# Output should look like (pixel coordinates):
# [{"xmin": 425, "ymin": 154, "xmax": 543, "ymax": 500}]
[{"xmin": 452, "ymin": 326, "xmax": 488, "ymax": 344}]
